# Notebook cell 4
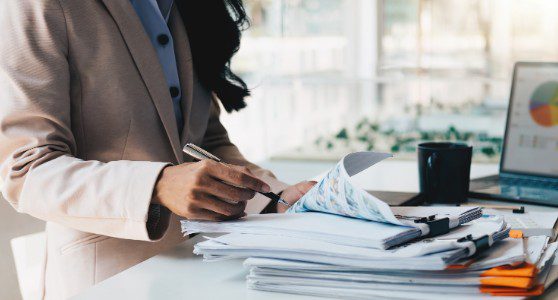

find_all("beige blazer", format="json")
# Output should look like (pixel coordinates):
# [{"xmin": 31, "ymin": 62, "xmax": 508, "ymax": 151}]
[{"xmin": 0, "ymin": 1, "xmax": 287, "ymax": 299}]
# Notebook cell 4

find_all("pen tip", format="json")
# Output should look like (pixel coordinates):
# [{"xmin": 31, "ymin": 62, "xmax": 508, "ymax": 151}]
[{"xmin": 279, "ymin": 199, "xmax": 290, "ymax": 207}]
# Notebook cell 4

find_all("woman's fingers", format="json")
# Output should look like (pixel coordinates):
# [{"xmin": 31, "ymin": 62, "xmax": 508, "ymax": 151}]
[
  {"xmin": 194, "ymin": 193, "xmax": 247, "ymax": 217},
  {"xmin": 227, "ymin": 164, "xmax": 255, "ymax": 175},
  {"xmin": 298, "ymin": 181, "xmax": 317, "ymax": 194},
  {"xmin": 187, "ymin": 207, "xmax": 245, "ymax": 222},
  {"xmin": 153, "ymin": 161, "xmax": 256, "ymax": 221},
  {"xmin": 201, "ymin": 177, "xmax": 256, "ymax": 203},
  {"xmin": 201, "ymin": 160, "xmax": 270, "ymax": 193}
]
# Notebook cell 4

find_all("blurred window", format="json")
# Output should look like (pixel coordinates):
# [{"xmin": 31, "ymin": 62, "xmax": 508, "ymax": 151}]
[{"xmin": 223, "ymin": 0, "xmax": 558, "ymax": 162}]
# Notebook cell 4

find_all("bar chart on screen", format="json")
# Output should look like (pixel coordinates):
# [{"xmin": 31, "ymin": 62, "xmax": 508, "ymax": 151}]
[{"xmin": 518, "ymin": 134, "xmax": 558, "ymax": 150}]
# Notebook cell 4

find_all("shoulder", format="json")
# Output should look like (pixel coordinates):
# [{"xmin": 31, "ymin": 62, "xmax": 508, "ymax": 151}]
[
  {"xmin": 0, "ymin": 0, "xmax": 67, "ymax": 30},
  {"xmin": 0, "ymin": 0, "xmax": 68, "ymax": 60},
  {"xmin": 0, "ymin": 0, "xmax": 65, "ymax": 15}
]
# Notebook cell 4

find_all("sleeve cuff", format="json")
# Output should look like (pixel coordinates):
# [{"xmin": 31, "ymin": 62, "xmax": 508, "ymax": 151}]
[
  {"xmin": 126, "ymin": 162, "xmax": 172, "ymax": 241},
  {"xmin": 146, "ymin": 204, "xmax": 171, "ymax": 241}
]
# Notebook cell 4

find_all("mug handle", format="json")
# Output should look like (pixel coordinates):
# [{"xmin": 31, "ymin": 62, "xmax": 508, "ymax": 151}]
[{"xmin": 426, "ymin": 153, "xmax": 440, "ymax": 190}]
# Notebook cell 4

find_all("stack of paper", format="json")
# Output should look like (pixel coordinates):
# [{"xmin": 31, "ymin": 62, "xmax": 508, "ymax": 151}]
[
  {"xmin": 188, "ymin": 219, "xmax": 558, "ymax": 297},
  {"xmin": 184, "ymin": 208, "xmax": 482, "ymax": 250},
  {"xmin": 184, "ymin": 152, "xmax": 483, "ymax": 248},
  {"xmin": 187, "ymin": 214, "xmax": 509, "ymax": 268},
  {"xmin": 184, "ymin": 212, "xmax": 421, "ymax": 250},
  {"xmin": 191, "ymin": 214, "xmax": 510, "ymax": 263},
  {"xmin": 181, "ymin": 151, "xmax": 557, "ymax": 298},
  {"xmin": 244, "ymin": 238, "xmax": 558, "ymax": 298}
]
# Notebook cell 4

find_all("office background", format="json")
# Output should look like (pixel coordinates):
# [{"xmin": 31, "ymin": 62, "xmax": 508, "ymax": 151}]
[
  {"xmin": 1, "ymin": 0, "xmax": 557, "ymax": 299},
  {"xmin": 223, "ymin": 0, "xmax": 558, "ymax": 162}
]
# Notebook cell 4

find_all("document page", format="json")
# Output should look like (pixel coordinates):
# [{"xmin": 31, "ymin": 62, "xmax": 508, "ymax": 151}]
[
  {"xmin": 286, "ymin": 151, "xmax": 481, "ymax": 230},
  {"xmin": 288, "ymin": 152, "xmax": 403, "ymax": 225},
  {"xmin": 182, "ymin": 212, "xmax": 420, "ymax": 249}
]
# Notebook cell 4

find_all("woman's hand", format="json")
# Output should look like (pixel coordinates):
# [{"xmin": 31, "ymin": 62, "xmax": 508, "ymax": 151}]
[
  {"xmin": 276, "ymin": 181, "xmax": 317, "ymax": 213},
  {"xmin": 152, "ymin": 160, "xmax": 271, "ymax": 221}
]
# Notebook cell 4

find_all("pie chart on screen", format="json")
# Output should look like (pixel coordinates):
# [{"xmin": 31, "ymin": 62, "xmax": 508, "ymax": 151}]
[{"xmin": 529, "ymin": 81, "xmax": 558, "ymax": 127}]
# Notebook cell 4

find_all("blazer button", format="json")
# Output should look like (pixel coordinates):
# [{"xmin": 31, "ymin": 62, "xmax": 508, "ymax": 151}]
[
  {"xmin": 170, "ymin": 86, "xmax": 180, "ymax": 98},
  {"xmin": 157, "ymin": 34, "xmax": 170, "ymax": 46}
]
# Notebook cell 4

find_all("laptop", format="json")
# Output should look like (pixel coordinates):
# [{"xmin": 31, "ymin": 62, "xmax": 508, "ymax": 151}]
[{"xmin": 469, "ymin": 62, "xmax": 558, "ymax": 206}]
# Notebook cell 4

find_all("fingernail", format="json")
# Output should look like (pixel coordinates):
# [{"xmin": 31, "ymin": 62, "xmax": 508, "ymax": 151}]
[{"xmin": 262, "ymin": 184, "xmax": 271, "ymax": 193}]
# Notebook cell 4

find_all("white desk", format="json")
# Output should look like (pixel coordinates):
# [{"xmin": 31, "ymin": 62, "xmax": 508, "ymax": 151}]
[{"xmin": 74, "ymin": 160, "xmax": 558, "ymax": 300}]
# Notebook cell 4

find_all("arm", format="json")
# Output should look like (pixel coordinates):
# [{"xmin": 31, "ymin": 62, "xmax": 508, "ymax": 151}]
[{"xmin": 0, "ymin": 0, "xmax": 168, "ymax": 241}]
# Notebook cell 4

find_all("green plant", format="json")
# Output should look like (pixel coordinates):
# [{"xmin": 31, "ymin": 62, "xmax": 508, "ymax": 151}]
[{"xmin": 314, "ymin": 117, "xmax": 503, "ymax": 161}]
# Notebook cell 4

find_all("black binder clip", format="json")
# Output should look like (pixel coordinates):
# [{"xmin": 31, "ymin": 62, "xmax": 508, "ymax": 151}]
[
  {"xmin": 457, "ymin": 234, "xmax": 490, "ymax": 253},
  {"xmin": 414, "ymin": 215, "xmax": 450, "ymax": 238}
]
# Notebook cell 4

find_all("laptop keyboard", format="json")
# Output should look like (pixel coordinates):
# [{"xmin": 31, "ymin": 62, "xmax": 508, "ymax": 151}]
[{"xmin": 500, "ymin": 177, "xmax": 558, "ymax": 189}]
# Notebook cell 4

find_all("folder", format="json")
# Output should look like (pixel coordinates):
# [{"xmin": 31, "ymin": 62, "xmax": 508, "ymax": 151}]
[
  {"xmin": 184, "ymin": 212, "xmax": 423, "ymax": 250},
  {"xmin": 480, "ymin": 276, "xmax": 535, "ymax": 289},
  {"xmin": 183, "ymin": 207, "xmax": 484, "ymax": 250},
  {"xmin": 193, "ymin": 217, "xmax": 510, "ymax": 270},
  {"xmin": 478, "ymin": 241, "xmax": 558, "ymax": 295},
  {"xmin": 481, "ymin": 263, "xmax": 538, "ymax": 278},
  {"xmin": 479, "ymin": 285, "xmax": 544, "ymax": 297}
]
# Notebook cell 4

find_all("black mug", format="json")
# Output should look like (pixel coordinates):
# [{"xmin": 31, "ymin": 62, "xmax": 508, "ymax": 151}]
[{"xmin": 418, "ymin": 142, "xmax": 472, "ymax": 204}]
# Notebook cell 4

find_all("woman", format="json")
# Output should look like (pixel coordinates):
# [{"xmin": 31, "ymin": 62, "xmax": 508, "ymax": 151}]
[{"xmin": 0, "ymin": 0, "xmax": 314, "ymax": 298}]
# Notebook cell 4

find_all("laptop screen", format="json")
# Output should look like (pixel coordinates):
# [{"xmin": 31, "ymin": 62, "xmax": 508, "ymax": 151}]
[{"xmin": 501, "ymin": 63, "xmax": 558, "ymax": 178}]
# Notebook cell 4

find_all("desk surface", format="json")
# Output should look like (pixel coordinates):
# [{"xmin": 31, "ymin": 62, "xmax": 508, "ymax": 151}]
[
  {"xmin": 74, "ymin": 234, "xmax": 322, "ymax": 300},
  {"xmin": 74, "ymin": 160, "xmax": 558, "ymax": 300}
]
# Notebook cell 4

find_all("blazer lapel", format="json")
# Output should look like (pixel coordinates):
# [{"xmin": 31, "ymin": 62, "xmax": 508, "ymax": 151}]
[
  {"xmin": 101, "ymin": 0, "xmax": 183, "ymax": 163},
  {"xmin": 168, "ymin": 8, "xmax": 195, "ymax": 146}
]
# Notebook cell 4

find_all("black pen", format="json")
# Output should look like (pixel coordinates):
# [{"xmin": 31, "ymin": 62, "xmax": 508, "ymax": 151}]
[{"xmin": 182, "ymin": 143, "xmax": 290, "ymax": 207}]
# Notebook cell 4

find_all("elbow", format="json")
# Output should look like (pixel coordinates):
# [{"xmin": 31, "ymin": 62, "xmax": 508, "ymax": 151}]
[
  {"xmin": 1, "ymin": 180, "xmax": 24, "ymax": 213},
  {"xmin": 0, "ymin": 145, "xmax": 67, "ymax": 214}
]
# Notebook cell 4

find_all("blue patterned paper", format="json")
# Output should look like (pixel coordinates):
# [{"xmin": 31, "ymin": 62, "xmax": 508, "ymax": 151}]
[{"xmin": 288, "ymin": 161, "xmax": 398, "ymax": 224}]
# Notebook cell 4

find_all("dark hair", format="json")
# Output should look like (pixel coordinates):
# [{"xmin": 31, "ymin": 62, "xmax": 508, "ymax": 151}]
[{"xmin": 175, "ymin": 0, "xmax": 250, "ymax": 112}]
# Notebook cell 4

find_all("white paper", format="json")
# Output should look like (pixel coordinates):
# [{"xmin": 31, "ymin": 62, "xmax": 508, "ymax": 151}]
[
  {"xmin": 247, "ymin": 281, "xmax": 521, "ymax": 300},
  {"xmin": 526, "ymin": 235, "xmax": 550, "ymax": 265},
  {"xmin": 486, "ymin": 210, "xmax": 558, "ymax": 238},
  {"xmin": 466, "ymin": 237, "xmax": 526, "ymax": 270},
  {"xmin": 243, "ymin": 239, "xmax": 530, "ymax": 300},
  {"xmin": 195, "ymin": 233, "xmax": 457, "ymax": 270},
  {"xmin": 249, "ymin": 267, "xmax": 485, "ymax": 286},
  {"xmin": 182, "ymin": 212, "xmax": 420, "ymax": 249},
  {"xmin": 241, "ymin": 235, "xmax": 525, "ymax": 273},
  {"xmin": 245, "ymin": 240, "xmax": 532, "ymax": 289},
  {"xmin": 194, "ymin": 218, "xmax": 512, "ymax": 270},
  {"xmin": 248, "ymin": 275, "xmax": 479, "ymax": 294},
  {"xmin": 392, "ymin": 206, "xmax": 482, "ymax": 229},
  {"xmin": 542, "ymin": 242, "xmax": 558, "ymax": 288}
]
